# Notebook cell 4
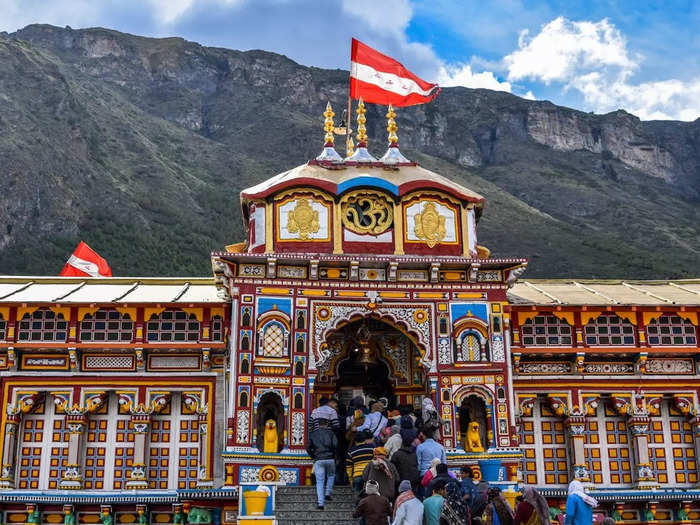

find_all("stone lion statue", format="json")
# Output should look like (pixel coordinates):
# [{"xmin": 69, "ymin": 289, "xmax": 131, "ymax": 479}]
[
  {"xmin": 263, "ymin": 419, "xmax": 279, "ymax": 453},
  {"xmin": 465, "ymin": 421, "xmax": 484, "ymax": 452}
]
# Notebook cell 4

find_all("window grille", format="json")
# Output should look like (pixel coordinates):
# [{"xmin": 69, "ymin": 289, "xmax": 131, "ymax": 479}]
[
  {"xmin": 647, "ymin": 315, "xmax": 697, "ymax": 346},
  {"xmin": 584, "ymin": 314, "xmax": 635, "ymax": 346},
  {"xmin": 521, "ymin": 315, "xmax": 572, "ymax": 346},
  {"xmin": 80, "ymin": 309, "xmax": 133, "ymax": 342},
  {"xmin": 146, "ymin": 310, "xmax": 200, "ymax": 342},
  {"xmin": 17, "ymin": 308, "xmax": 68, "ymax": 342}
]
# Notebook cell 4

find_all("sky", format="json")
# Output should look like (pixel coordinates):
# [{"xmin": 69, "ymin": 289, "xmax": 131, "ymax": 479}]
[{"xmin": 2, "ymin": 0, "xmax": 699, "ymax": 121}]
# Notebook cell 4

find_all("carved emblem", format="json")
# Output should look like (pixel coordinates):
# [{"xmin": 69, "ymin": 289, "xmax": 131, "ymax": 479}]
[
  {"xmin": 341, "ymin": 194, "xmax": 393, "ymax": 235},
  {"xmin": 414, "ymin": 202, "xmax": 446, "ymax": 248},
  {"xmin": 287, "ymin": 199, "xmax": 319, "ymax": 240}
]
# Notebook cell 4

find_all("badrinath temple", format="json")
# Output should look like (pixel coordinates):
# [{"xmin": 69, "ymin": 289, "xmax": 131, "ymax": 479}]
[{"xmin": 0, "ymin": 102, "xmax": 699, "ymax": 524}]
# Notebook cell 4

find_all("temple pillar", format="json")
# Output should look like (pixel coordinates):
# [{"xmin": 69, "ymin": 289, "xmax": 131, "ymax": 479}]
[
  {"xmin": 485, "ymin": 403, "xmax": 494, "ymax": 448},
  {"xmin": 565, "ymin": 413, "xmax": 590, "ymax": 482},
  {"xmin": 59, "ymin": 413, "xmax": 87, "ymax": 489},
  {"xmin": 0, "ymin": 414, "xmax": 21, "ymax": 488},
  {"xmin": 125, "ymin": 414, "xmax": 151, "ymax": 489},
  {"xmin": 629, "ymin": 413, "xmax": 657, "ymax": 489},
  {"xmin": 196, "ymin": 412, "xmax": 213, "ymax": 488}
]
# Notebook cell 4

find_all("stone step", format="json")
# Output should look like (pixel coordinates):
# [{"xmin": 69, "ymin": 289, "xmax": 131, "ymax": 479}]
[
  {"xmin": 276, "ymin": 500, "xmax": 356, "ymax": 511},
  {"xmin": 276, "ymin": 510, "xmax": 357, "ymax": 521},
  {"xmin": 278, "ymin": 485, "xmax": 354, "ymax": 492},
  {"xmin": 277, "ymin": 521, "xmax": 360, "ymax": 525}
]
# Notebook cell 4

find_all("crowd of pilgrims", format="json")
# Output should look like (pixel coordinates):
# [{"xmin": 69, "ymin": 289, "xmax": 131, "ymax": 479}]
[{"xmin": 306, "ymin": 396, "xmax": 602, "ymax": 525}]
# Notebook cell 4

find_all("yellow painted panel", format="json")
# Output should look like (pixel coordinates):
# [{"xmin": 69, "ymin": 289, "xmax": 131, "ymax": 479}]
[
  {"xmin": 325, "ymin": 268, "xmax": 342, "ymax": 279},
  {"xmin": 182, "ymin": 307, "xmax": 204, "ymax": 321},
  {"xmin": 154, "ymin": 515, "xmax": 171, "ymax": 523},
  {"xmin": 580, "ymin": 311, "xmax": 603, "ymax": 325},
  {"xmin": 415, "ymin": 292, "xmax": 446, "ymax": 299},
  {"xmin": 119, "ymin": 514, "xmax": 136, "ymax": 523},
  {"xmin": 336, "ymin": 291, "xmax": 366, "ymax": 298},
  {"xmin": 49, "ymin": 306, "xmax": 71, "ymax": 320},
  {"xmin": 82, "ymin": 516, "xmax": 100, "ymax": 523},
  {"xmin": 300, "ymin": 289, "xmax": 328, "ymax": 297},
  {"xmin": 46, "ymin": 515, "xmax": 63, "ymax": 523},
  {"xmin": 378, "ymin": 292, "xmax": 408, "ymax": 298},
  {"xmin": 78, "ymin": 306, "xmax": 101, "ymax": 321},
  {"xmin": 259, "ymin": 288, "xmax": 291, "ymax": 295},
  {"xmin": 454, "ymin": 292, "xmax": 484, "ymax": 299},
  {"xmin": 8, "ymin": 514, "xmax": 26, "ymax": 522}
]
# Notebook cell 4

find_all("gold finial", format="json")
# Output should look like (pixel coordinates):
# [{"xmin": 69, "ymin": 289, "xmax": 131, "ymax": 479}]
[
  {"xmin": 323, "ymin": 102, "xmax": 335, "ymax": 146},
  {"xmin": 386, "ymin": 104, "xmax": 398, "ymax": 145},
  {"xmin": 356, "ymin": 98, "xmax": 368, "ymax": 146},
  {"xmin": 347, "ymin": 136, "xmax": 355, "ymax": 156}
]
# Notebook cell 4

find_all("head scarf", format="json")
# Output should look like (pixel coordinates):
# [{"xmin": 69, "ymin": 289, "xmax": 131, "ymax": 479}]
[
  {"xmin": 487, "ymin": 488, "xmax": 514, "ymax": 525},
  {"xmin": 441, "ymin": 481, "xmax": 470, "ymax": 524},
  {"xmin": 371, "ymin": 447, "xmax": 393, "ymax": 479},
  {"xmin": 522, "ymin": 487, "xmax": 550, "ymax": 525},
  {"xmin": 365, "ymin": 480, "xmax": 380, "ymax": 495},
  {"xmin": 429, "ymin": 457, "xmax": 442, "ymax": 477},
  {"xmin": 393, "ymin": 480, "xmax": 417, "ymax": 519},
  {"xmin": 422, "ymin": 398, "xmax": 436, "ymax": 422},
  {"xmin": 568, "ymin": 480, "xmax": 598, "ymax": 508}
]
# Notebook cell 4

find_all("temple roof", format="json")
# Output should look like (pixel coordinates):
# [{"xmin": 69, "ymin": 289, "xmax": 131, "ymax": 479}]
[
  {"xmin": 240, "ymin": 162, "xmax": 485, "ymax": 206},
  {"xmin": 508, "ymin": 279, "xmax": 700, "ymax": 306},
  {"xmin": 0, "ymin": 277, "xmax": 699, "ymax": 306}
]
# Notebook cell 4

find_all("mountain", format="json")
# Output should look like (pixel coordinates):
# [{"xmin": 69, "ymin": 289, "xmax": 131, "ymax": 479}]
[{"xmin": 1, "ymin": 24, "xmax": 698, "ymax": 278}]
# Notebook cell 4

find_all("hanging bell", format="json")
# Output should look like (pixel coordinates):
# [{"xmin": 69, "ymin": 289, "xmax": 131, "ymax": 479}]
[{"xmin": 358, "ymin": 344, "xmax": 378, "ymax": 368}]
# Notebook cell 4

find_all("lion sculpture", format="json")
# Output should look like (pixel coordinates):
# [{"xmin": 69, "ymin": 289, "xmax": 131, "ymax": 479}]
[
  {"xmin": 465, "ymin": 421, "xmax": 484, "ymax": 452},
  {"xmin": 263, "ymin": 419, "xmax": 279, "ymax": 453}
]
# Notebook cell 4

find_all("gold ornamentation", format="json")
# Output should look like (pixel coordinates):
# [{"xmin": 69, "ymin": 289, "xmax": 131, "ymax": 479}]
[
  {"xmin": 386, "ymin": 104, "xmax": 398, "ymax": 145},
  {"xmin": 341, "ymin": 193, "xmax": 393, "ymax": 235},
  {"xmin": 414, "ymin": 202, "xmax": 446, "ymax": 247},
  {"xmin": 347, "ymin": 136, "xmax": 355, "ymax": 156},
  {"xmin": 356, "ymin": 98, "xmax": 367, "ymax": 145},
  {"xmin": 258, "ymin": 465, "xmax": 279, "ymax": 481},
  {"xmin": 323, "ymin": 102, "xmax": 335, "ymax": 146},
  {"xmin": 413, "ymin": 309, "xmax": 428, "ymax": 324},
  {"xmin": 287, "ymin": 199, "xmax": 320, "ymax": 240}
]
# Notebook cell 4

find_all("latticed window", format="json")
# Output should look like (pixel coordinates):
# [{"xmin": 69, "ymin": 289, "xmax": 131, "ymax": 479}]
[
  {"xmin": 649, "ymin": 401, "xmax": 697, "ymax": 486},
  {"xmin": 147, "ymin": 310, "xmax": 200, "ymax": 342},
  {"xmin": 521, "ymin": 315, "xmax": 572, "ymax": 346},
  {"xmin": 0, "ymin": 314, "xmax": 6, "ymax": 340},
  {"xmin": 584, "ymin": 403, "xmax": 632, "ymax": 485},
  {"xmin": 584, "ymin": 314, "xmax": 635, "ymax": 346},
  {"xmin": 80, "ymin": 309, "xmax": 133, "ymax": 342},
  {"xmin": 17, "ymin": 308, "xmax": 68, "ymax": 342},
  {"xmin": 84, "ymin": 418, "xmax": 108, "ymax": 489},
  {"xmin": 517, "ymin": 400, "xmax": 568, "ymax": 486},
  {"xmin": 149, "ymin": 419, "xmax": 171, "ymax": 489},
  {"xmin": 455, "ymin": 332, "xmax": 482, "ymax": 361},
  {"xmin": 17, "ymin": 416, "xmax": 44, "ymax": 489},
  {"xmin": 47, "ymin": 417, "xmax": 69, "ymax": 489},
  {"xmin": 211, "ymin": 316, "xmax": 223, "ymax": 342},
  {"xmin": 260, "ymin": 322, "xmax": 288, "ymax": 357},
  {"xmin": 647, "ymin": 315, "xmax": 697, "ymax": 346},
  {"xmin": 178, "ymin": 417, "xmax": 199, "ymax": 489},
  {"xmin": 112, "ymin": 419, "xmax": 135, "ymax": 489}
]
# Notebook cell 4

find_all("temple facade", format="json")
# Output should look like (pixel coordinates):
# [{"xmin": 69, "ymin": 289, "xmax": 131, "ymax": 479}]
[{"xmin": 0, "ymin": 104, "xmax": 699, "ymax": 523}]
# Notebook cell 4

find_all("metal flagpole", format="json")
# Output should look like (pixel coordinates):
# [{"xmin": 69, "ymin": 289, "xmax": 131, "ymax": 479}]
[{"xmin": 346, "ymin": 94, "xmax": 352, "ymax": 155}]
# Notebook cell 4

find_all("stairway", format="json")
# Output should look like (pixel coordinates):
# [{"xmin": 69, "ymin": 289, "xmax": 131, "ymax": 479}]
[{"xmin": 275, "ymin": 485, "xmax": 360, "ymax": 525}]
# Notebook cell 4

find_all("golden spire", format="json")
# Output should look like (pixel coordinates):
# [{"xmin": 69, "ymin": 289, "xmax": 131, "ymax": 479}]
[
  {"xmin": 347, "ymin": 136, "xmax": 355, "ymax": 156},
  {"xmin": 323, "ymin": 102, "xmax": 335, "ymax": 146},
  {"xmin": 356, "ymin": 98, "xmax": 368, "ymax": 146},
  {"xmin": 386, "ymin": 104, "xmax": 398, "ymax": 145},
  {"xmin": 315, "ymin": 101, "xmax": 343, "ymax": 163}
]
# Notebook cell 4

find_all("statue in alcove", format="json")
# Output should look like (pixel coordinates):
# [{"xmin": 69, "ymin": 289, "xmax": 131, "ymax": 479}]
[
  {"xmin": 465, "ymin": 421, "xmax": 484, "ymax": 452},
  {"xmin": 256, "ymin": 392, "xmax": 284, "ymax": 453},
  {"xmin": 459, "ymin": 394, "xmax": 488, "ymax": 452}
]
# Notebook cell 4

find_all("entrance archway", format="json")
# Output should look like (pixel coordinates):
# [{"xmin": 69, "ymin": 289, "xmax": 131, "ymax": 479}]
[{"xmin": 314, "ymin": 316, "xmax": 428, "ymax": 410}]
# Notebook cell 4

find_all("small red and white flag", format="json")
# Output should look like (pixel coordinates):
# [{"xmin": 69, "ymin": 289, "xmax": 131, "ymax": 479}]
[
  {"xmin": 350, "ymin": 38, "xmax": 440, "ymax": 107},
  {"xmin": 59, "ymin": 241, "xmax": 112, "ymax": 277}
]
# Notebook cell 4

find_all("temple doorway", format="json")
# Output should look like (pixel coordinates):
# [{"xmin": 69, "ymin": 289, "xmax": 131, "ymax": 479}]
[{"xmin": 314, "ymin": 316, "xmax": 428, "ymax": 411}]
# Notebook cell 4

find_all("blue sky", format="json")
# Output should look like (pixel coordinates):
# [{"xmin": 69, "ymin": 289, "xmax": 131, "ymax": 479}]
[{"xmin": 2, "ymin": 0, "xmax": 699, "ymax": 120}]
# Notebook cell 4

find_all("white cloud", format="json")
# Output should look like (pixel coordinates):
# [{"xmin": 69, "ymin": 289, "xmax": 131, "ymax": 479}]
[
  {"xmin": 437, "ymin": 64, "xmax": 512, "ymax": 92},
  {"xmin": 502, "ymin": 16, "xmax": 700, "ymax": 121}
]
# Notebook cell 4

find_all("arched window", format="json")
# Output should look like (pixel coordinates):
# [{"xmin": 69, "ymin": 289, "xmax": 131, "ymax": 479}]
[
  {"xmin": 296, "ymin": 336, "xmax": 305, "ymax": 353},
  {"xmin": 241, "ymin": 334, "xmax": 250, "ymax": 351},
  {"xmin": 296, "ymin": 311, "xmax": 306, "ymax": 330},
  {"xmin": 294, "ymin": 393, "xmax": 304, "ymax": 410},
  {"xmin": 584, "ymin": 314, "xmax": 635, "ymax": 345},
  {"xmin": 454, "ymin": 331, "xmax": 484, "ymax": 362},
  {"xmin": 256, "ymin": 313, "xmax": 291, "ymax": 358},
  {"xmin": 0, "ymin": 314, "xmax": 6, "ymax": 341},
  {"xmin": 294, "ymin": 361, "xmax": 304, "ymax": 376},
  {"xmin": 439, "ymin": 316, "xmax": 449, "ymax": 335},
  {"xmin": 146, "ymin": 310, "xmax": 200, "ymax": 342},
  {"xmin": 210, "ymin": 316, "xmax": 224, "ymax": 342},
  {"xmin": 240, "ymin": 358, "xmax": 250, "ymax": 375},
  {"xmin": 80, "ymin": 309, "xmax": 133, "ymax": 342},
  {"xmin": 18, "ymin": 308, "xmax": 68, "ymax": 342},
  {"xmin": 646, "ymin": 315, "xmax": 696, "ymax": 346},
  {"xmin": 521, "ymin": 315, "xmax": 572, "ymax": 346},
  {"xmin": 239, "ymin": 391, "xmax": 249, "ymax": 407}
]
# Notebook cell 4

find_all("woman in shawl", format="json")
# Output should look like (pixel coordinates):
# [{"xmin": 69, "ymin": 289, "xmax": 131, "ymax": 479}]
[
  {"xmin": 564, "ymin": 480, "xmax": 598, "ymax": 525},
  {"xmin": 513, "ymin": 487, "xmax": 550, "ymax": 525},
  {"xmin": 440, "ymin": 480, "xmax": 470, "ymax": 525},
  {"xmin": 484, "ymin": 487, "xmax": 514, "ymax": 525},
  {"xmin": 362, "ymin": 447, "xmax": 400, "ymax": 501}
]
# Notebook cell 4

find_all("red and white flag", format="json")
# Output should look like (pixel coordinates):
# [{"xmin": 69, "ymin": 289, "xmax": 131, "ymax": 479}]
[
  {"xmin": 59, "ymin": 241, "xmax": 112, "ymax": 277},
  {"xmin": 350, "ymin": 38, "xmax": 440, "ymax": 107}
]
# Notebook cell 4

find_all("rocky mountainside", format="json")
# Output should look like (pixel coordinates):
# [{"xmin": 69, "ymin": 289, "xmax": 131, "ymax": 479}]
[{"xmin": 1, "ymin": 24, "xmax": 698, "ymax": 278}]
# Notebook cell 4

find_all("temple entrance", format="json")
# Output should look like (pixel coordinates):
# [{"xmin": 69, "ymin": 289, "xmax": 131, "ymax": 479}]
[{"xmin": 314, "ymin": 316, "xmax": 428, "ymax": 410}]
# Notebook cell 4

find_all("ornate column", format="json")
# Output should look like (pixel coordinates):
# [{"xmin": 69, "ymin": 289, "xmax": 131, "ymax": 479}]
[
  {"xmin": 60, "ymin": 412, "xmax": 87, "ymax": 489},
  {"xmin": 565, "ymin": 411, "xmax": 590, "ymax": 482},
  {"xmin": 0, "ymin": 392, "xmax": 44, "ymax": 488},
  {"xmin": 611, "ymin": 394, "xmax": 657, "ymax": 489},
  {"xmin": 182, "ymin": 392, "xmax": 213, "ymax": 488}
]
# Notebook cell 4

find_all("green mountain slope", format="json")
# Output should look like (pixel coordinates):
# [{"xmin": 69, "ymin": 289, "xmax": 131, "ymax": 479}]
[{"xmin": 0, "ymin": 25, "xmax": 698, "ymax": 278}]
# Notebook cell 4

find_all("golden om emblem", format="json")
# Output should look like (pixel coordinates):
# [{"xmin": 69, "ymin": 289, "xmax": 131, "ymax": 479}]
[
  {"xmin": 414, "ymin": 202, "xmax": 446, "ymax": 248},
  {"xmin": 341, "ymin": 193, "xmax": 393, "ymax": 235},
  {"xmin": 287, "ymin": 199, "xmax": 320, "ymax": 239}
]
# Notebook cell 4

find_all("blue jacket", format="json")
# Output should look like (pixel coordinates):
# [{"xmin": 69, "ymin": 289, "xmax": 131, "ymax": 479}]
[
  {"xmin": 564, "ymin": 493, "xmax": 593, "ymax": 525},
  {"xmin": 416, "ymin": 439, "xmax": 447, "ymax": 475}
]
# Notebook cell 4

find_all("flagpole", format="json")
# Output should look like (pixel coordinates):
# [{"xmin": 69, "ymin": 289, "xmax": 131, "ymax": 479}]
[{"xmin": 346, "ymin": 93, "xmax": 352, "ymax": 155}]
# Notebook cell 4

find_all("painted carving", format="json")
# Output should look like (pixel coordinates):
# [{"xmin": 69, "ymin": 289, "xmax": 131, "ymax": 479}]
[
  {"xmin": 236, "ymin": 411, "xmax": 250, "ymax": 443},
  {"xmin": 414, "ymin": 202, "xmax": 446, "ymax": 247},
  {"xmin": 646, "ymin": 358, "xmax": 694, "ymax": 374},
  {"xmin": 438, "ymin": 338, "xmax": 451, "ymax": 364},
  {"xmin": 287, "ymin": 199, "xmax": 320, "ymax": 240},
  {"xmin": 342, "ymin": 193, "xmax": 393, "ymax": 235},
  {"xmin": 263, "ymin": 420, "xmax": 279, "ymax": 452},
  {"xmin": 491, "ymin": 335, "xmax": 505, "ymax": 362}
]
